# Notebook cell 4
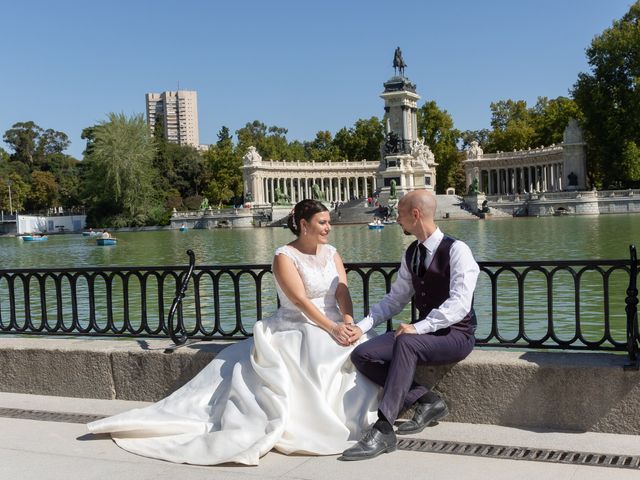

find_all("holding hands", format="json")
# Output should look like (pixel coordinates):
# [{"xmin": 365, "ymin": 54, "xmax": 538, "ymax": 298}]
[{"xmin": 331, "ymin": 322, "xmax": 363, "ymax": 346}]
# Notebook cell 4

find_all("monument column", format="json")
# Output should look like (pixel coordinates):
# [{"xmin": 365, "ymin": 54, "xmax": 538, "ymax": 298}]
[{"xmin": 378, "ymin": 49, "xmax": 435, "ymax": 198}]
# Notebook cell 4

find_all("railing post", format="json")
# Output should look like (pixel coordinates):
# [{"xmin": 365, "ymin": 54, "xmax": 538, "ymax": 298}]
[{"xmin": 624, "ymin": 244, "xmax": 639, "ymax": 370}]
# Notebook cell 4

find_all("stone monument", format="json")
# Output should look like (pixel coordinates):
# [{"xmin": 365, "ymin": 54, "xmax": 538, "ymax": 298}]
[
  {"xmin": 242, "ymin": 146, "xmax": 263, "ymax": 206},
  {"xmin": 378, "ymin": 49, "xmax": 437, "ymax": 202},
  {"xmin": 562, "ymin": 119, "xmax": 587, "ymax": 191}
]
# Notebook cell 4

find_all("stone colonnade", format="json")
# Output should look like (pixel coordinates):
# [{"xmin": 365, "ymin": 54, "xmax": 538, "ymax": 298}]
[
  {"xmin": 466, "ymin": 146, "xmax": 566, "ymax": 195},
  {"xmin": 243, "ymin": 160, "xmax": 380, "ymax": 205},
  {"xmin": 480, "ymin": 161, "xmax": 564, "ymax": 195}
]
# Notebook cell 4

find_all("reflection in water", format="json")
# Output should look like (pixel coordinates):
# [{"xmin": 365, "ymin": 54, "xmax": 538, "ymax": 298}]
[{"xmin": 1, "ymin": 214, "xmax": 639, "ymax": 341}]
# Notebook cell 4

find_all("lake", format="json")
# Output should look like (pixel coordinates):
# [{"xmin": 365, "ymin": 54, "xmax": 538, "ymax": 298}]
[{"xmin": 1, "ymin": 214, "xmax": 638, "ymax": 342}]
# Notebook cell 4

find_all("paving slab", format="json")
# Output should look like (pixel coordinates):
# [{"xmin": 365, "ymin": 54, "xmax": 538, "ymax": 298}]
[{"xmin": 1, "ymin": 393, "xmax": 639, "ymax": 480}]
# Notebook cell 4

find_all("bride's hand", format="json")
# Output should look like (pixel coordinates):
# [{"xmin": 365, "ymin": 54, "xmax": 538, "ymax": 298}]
[{"xmin": 330, "ymin": 323, "xmax": 352, "ymax": 346}]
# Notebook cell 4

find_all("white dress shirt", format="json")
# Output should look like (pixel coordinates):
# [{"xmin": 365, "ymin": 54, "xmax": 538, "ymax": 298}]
[{"xmin": 356, "ymin": 227, "xmax": 480, "ymax": 335}]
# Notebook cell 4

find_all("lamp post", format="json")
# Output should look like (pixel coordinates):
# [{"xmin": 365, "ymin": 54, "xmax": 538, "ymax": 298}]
[{"xmin": 7, "ymin": 180, "xmax": 13, "ymax": 216}]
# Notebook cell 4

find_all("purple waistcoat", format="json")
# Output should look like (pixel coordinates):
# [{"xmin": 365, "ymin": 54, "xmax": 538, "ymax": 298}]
[{"xmin": 405, "ymin": 236, "xmax": 476, "ymax": 335}]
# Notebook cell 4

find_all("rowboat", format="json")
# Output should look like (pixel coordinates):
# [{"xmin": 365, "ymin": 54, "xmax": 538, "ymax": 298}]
[
  {"xmin": 368, "ymin": 222, "xmax": 384, "ymax": 230},
  {"xmin": 179, "ymin": 226, "xmax": 188, "ymax": 232},
  {"xmin": 20, "ymin": 235, "xmax": 48, "ymax": 241},
  {"xmin": 96, "ymin": 238, "xmax": 117, "ymax": 246}
]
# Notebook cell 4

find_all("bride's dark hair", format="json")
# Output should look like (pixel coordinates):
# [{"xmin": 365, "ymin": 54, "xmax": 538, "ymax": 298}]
[{"xmin": 287, "ymin": 199, "xmax": 328, "ymax": 236}]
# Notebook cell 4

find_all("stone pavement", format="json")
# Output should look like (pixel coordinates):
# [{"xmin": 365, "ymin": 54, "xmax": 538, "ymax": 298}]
[{"xmin": 1, "ymin": 393, "xmax": 639, "ymax": 480}]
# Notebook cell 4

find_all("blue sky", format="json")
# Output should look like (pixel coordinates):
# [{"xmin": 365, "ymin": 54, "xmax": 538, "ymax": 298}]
[{"xmin": 0, "ymin": 0, "xmax": 633, "ymax": 160}]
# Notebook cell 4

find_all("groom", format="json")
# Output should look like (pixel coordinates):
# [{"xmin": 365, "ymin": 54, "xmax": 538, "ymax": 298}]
[{"xmin": 340, "ymin": 189, "xmax": 479, "ymax": 461}]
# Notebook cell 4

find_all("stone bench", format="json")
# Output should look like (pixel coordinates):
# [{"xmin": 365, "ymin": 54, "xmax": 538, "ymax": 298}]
[{"xmin": 1, "ymin": 337, "xmax": 638, "ymax": 434}]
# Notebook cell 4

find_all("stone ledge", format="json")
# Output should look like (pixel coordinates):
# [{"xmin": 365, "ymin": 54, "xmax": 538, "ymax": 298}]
[{"xmin": 1, "ymin": 337, "xmax": 638, "ymax": 434}]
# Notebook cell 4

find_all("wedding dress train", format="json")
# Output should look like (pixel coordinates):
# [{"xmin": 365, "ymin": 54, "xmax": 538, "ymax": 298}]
[{"xmin": 87, "ymin": 244, "xmax": 380, "ymax": 465}]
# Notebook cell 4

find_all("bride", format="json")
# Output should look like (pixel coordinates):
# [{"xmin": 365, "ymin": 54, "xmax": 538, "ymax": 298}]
[{"xmin": 87, "ymin": 199, "xmax": 380, "ymax": 465}]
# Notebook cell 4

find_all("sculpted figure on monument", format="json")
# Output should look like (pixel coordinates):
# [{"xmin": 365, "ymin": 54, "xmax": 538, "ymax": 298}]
[
  {"xmin": 465, "ymin": 141, "xmax": 483, "ymax": 159},
  {"xmin": 242, "ymin": 146, "xmax": 262, "ymax": 165},
  {"xmin": 274, "ymin": 188, "xmax": 290, "ymax": 205},
  {"xmin": 410, "ymin": 138, "xmax": 434, "ymax": 167},
  {"xmin": 393, "ymin": 47, "xmax": 407, "ymax": 76},
  {"xmin": 384, "ymin": 131, "xmax": 400, "ymax": 154},
  {"xmin": 312, "ymin": 183, "xmax": 325, "ymax": 201},
  {"xmin": 467, "ymin": 178, "xmax": 480, "ymax": 195}
]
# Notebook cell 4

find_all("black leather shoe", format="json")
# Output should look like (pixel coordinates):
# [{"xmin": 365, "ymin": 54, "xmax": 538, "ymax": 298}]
[
  {"xmin": 339, "ymin": 428, "xmax": 397, "ymax": 461},
  {"xmin": 396, "ymin": 398, "xmax": 449, "ymax": 435}
]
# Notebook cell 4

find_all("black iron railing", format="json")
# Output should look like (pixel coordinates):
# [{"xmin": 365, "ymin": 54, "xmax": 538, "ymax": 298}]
[{"xmin": 1, "ymin": 247, "xmax": 638, "ymax": 365}]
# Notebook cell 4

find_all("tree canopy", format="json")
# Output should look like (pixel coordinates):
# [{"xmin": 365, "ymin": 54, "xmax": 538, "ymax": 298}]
[
  {"xmin": 82, "ymin": 113, "xmax": 162, "ymax": 226},
  {"xmin": 573, "ymin": 1, "xmax": 640, "ymax": 188}
]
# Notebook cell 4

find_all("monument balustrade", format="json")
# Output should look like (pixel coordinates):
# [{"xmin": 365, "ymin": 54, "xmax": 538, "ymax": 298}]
[{"xmin": 596, "ymin": 189, "xmax": 640, "ymax": 198}]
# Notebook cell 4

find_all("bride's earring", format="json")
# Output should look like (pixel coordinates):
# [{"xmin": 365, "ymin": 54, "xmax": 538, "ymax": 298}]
[{"xmin": 303, "ymin": 227, "xmax": 307, "ymax": 235}]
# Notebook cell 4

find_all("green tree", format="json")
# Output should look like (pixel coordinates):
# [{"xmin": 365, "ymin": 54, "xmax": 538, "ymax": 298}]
[
  {"xmin": 333, "ymin": 117, "xmax": 384, "ymax": 161},
  {"xmin": 0, "ymin": 147, "xmax": 10, "ymax": 177},
  {"xmin": 530, "ymin": 96, "xmax": 583, "ymax": 147},
  {"xmin": 621, "ymin": 141, "xmax": 640, "ymax": 185},
  {"xmin": 165, "ymin": 143, "xmax": 205, "ymax": 197},
  {"xmin": 417, "ymin": 101, "xmax": 462, "ymax": 193},
  {"xmin": 0, "ymin": 172, "xmax": 29, "ymax": 213},
  {"xmin": 484, "ymin": 99, "xmax": 536, "ymax": 152},
  {"xmin": 27, "ymin": 170, "xmax": 59, "ymax": 211},
  {"xmin": 203, "ymin": 126, "xmax": 243, "ymax": 205},
  {"xmin": 3, "ymin": 121, "xmax": 42, "ymax": 165},
  {"xmin": 216, "ymin": 126, "xmax": 232, "ymax": 148},
  {"xmin": 573, "ymin": 1, "xmax": 640, "ymax": 187},
  {"xmin": 459, "ymin": 129, "xmax": 490, "ymax": 150},
  {"xmin": 305, "ymin": 130, "xmax": 342, "ymax": 162},
  {"xmin": 236, "ymin": 121, "xmax": 290, "ymax": 160},
  {"xmin": 150, "ymin": 113, "xmax": 173, "ymax": 195},
  {"xmin": 45, "ymin": 153, "xmax": 82, "ymax": 209},
  {"xmin": 83, "ymin": 112, "xmax": 160, "ymax": 226},
  {"xmin": 3, "ymin": 122, "xmax": 70, "ymax": 167}
]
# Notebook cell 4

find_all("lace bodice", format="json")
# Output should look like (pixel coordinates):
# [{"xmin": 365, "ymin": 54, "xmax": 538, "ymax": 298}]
[{"xmin": 274, "ymin": 244, "xmax": 339, "ymax": 311}]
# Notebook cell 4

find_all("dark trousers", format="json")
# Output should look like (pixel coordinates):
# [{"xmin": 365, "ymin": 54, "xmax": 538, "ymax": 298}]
[{"xmin": 351, "ymin": 328, "xmax": 474, "ymax": 424}]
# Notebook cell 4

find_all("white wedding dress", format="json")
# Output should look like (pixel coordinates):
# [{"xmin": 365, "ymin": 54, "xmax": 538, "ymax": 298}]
[{"xmin": 87, "ymin": 244, "xmax": 380, "ymax": 465}]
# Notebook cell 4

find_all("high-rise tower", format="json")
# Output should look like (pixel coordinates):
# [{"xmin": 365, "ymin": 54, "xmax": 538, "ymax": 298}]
[{"xmin": 145, "ymin": 90, "xmax": 200, "ymax": 148}]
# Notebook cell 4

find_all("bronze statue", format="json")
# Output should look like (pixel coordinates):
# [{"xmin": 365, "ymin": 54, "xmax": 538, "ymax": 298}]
[
  {"xmin": 393, "ymin": 47, "xmax": 407, "ymax": 76},
  {"xmin": 384, "ymin": 131, "xmax": 400, "ymax": 154}
]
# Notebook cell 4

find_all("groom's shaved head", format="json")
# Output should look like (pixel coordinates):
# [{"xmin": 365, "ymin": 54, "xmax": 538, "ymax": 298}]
[{"xmin": 399, "ymin": 190, "xmax": 437, "ymax": 220}]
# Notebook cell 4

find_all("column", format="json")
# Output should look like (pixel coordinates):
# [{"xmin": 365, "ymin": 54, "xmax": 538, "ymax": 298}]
[
  {"xmin": 487, "ymin": 169, "xmax": 493, "ymax": 195},
  {"xmin": 557, "ymin": 163, "xmax": 563, "ymax": 191},
  {"xmin": 529, "ymin": 166, "xmax": 534, "ymax": 192},
  {"xmin": 519, "ymin": 168, "xmax": 525, "ymax": 194}
]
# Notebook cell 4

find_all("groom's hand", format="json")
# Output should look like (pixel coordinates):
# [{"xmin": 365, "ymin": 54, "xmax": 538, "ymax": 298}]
[
  {"xmin": 395, "ymin": 323, "xmax": 417, "ymax": 337},
  {"xmin": 345, "ymin": 324, "xmax": 363, "ymax": 344},
  {"xmin": 332, "ymin": 323, "xmax": 354, "ymax": 346}
]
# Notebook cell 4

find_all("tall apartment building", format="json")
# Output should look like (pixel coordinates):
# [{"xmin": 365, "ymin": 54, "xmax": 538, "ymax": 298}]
[{"xmin": 145, "ymin": 90, "xmax": 200, "ymax": 148}]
